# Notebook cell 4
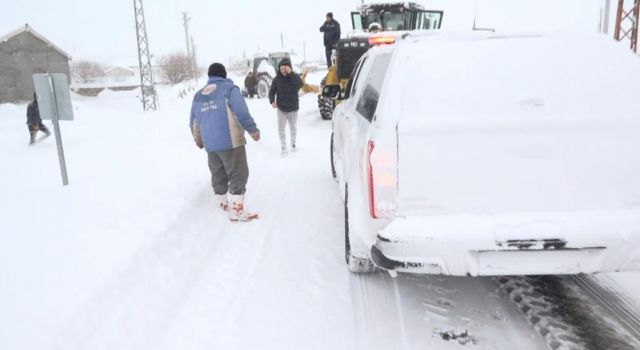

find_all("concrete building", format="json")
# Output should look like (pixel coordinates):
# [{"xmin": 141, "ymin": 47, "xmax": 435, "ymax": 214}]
[{"xmin": 0, "ymin": 24, "xmax": 71, "ymax": 103}]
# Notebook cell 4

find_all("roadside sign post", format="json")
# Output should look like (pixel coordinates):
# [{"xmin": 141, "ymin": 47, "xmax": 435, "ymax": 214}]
[{"xmin": 33, "ymin": 73, "xmax": 74, "ymax": 186}]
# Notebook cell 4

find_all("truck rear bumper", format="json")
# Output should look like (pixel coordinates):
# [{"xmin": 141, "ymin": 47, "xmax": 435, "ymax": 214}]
[{"xmin": 371, "ymin": 210, "xmax": 640, "ymax": 276}]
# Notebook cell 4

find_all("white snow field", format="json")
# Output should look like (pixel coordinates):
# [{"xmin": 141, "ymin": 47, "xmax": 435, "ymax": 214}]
[{"xmin": 0, "ymin": 79, "xmax": 551, "ymax": 349}]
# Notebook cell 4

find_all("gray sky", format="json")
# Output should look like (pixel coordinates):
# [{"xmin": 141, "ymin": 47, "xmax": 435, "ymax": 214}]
[{"xmin": 0, "ymin": 0, "xmax": 613, "ymax": 66}]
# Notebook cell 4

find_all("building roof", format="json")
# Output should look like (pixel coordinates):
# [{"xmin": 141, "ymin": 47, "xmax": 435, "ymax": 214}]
[
  {"xmin": 0, "ymin": 24, "xmax": 71, "ymax": 59},
  {"xmin": 105, "ymin": 66, "xmax": 136, "ymax": 74}
]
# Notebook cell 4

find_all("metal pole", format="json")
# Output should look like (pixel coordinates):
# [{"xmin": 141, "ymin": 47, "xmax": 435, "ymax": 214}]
[
  {"xmin": 47, "ymin": 74, "xmax": 69, "ymax": 186},
  {"xmin": 633, "ymin": 0, "xmax": 640, "ymax": 52},
  {"xmin": 604, "ymin": 0, "xmax": 611, "ymax": 34},
  {"xmin": 182, "ymin": 12, "xmax": 191, "ymax": 59}
]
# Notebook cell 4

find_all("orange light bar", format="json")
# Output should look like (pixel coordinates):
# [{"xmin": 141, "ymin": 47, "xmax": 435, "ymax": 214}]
[{"xmin": 368, "ymin": 36, "xmax": 396, "ymax": 46}]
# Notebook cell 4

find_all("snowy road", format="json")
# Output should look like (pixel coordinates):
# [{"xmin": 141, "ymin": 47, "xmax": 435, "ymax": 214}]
[{"xmin": 1, "ymin": 82, "xmax": 638, "ymax": 349}]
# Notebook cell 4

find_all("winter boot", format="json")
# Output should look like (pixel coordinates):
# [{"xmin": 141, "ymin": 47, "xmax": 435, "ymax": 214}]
[
  {"xmin": 291, "ymin": 143, "xmax": 297, "ymax": 152},
  {"xmin": 229, "ymin": 194, "xmax": 258, "ymax": 222},
  {"xmin": 280, "ymin": 144, "xmax": 288, "ymax": 156},
  {"xmin": 29, "ymin": 132, "xmax": 36, "ymax": 145},
  {"xmin": 215, "ymin": 194, "xmax": 229, "ymax": 211}
]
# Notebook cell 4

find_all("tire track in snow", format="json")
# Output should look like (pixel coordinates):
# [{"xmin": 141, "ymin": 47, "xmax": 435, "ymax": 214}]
[
  {"xmin": 149, "ymin": 144, "xmax": 323, "ymax": 349},
  {"xmin": 497, "ymin": 275, "xmax": 640, "ymax": 350},
  {"xmin": 349, "ymin": 274, "xmax": 373, "ymax": 350},
  {"xmin": 570, "ymin": 274, "xmax": 640, "ymax": 344},
  {"xmin": 202, "ymin": 157, "xmax": 293, "ymax": 342},
  {"xmin": 54, "ymin": 145, "xmax": 285, "ymax": 350},
  {"xmin": 347, "ymin": 273, "xmax": 422, "ymax": 350}
]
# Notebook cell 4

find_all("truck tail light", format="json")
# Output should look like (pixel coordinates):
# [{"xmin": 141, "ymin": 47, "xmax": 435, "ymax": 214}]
[{"xmin": 367, "ymin": 139, "xmax": 397, "ymax": 219}]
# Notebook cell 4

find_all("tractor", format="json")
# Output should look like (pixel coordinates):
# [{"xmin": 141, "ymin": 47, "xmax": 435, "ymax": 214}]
[
  {"xmin": 318, "ymin": 2, "xmax": 443, "ymax": 120},
  {"xmin": 244, "ymin": 52, "xmax": 290, "ymax": 99}
]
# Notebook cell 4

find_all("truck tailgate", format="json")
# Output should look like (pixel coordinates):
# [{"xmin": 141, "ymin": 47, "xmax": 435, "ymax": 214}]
[{"xmin": 396, "ymin": 118, "xmax": 640, "ymax": 216}]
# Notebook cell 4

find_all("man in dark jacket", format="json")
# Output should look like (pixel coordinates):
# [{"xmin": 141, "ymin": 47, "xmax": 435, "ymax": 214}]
[
  {"xmin": 319, "ymin": 12, "xmax": 341, "ymax": 68},
  {"xmin": 268, "ymin": 58, "xmax": 303, "ymax": 154},
  {"xmin": 26, "ymin": 92, "xmax": 50, "ymax": 145},
  {"xmin": 244, "ymin": 71, "xmax": 257, "ymax": 98}
]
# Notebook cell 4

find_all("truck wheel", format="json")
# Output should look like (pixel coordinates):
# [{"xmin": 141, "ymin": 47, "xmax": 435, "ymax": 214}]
[
  {"xmin": 330, "ymin": 133, "xmax": 337, "ymax": 179},
  {"xmin": 344, "ymin": 184, "xmax": 376, "ymax": 273}
]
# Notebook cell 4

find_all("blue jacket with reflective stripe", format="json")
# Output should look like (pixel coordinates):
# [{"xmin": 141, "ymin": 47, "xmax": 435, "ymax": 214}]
[{"xmin": 190, "ymin": 77, "xmax": 259, "ymax": 152}]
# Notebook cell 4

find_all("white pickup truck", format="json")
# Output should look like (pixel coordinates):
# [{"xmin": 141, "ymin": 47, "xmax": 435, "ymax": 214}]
[{"xmin": 330, "ymin": 31, "xmax": 640, "ymax": 276}]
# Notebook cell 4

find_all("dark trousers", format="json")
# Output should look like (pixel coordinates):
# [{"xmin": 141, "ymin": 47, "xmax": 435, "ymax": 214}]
[
  {"xmin": 207, "ymin": 146, "xmax": 249, "ymax": 195},
  {"xmin": 325, "ymin": 47, "xmax": 333, "ymax": 68}
]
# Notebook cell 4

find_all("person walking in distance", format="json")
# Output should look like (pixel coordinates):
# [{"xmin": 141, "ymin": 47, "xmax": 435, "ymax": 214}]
[
  {"xmin": 190, "ymin": 63, "xmax": 261, "ymax": 222},
  {"xmin": 26, "ymin": 92, "xmax": 50, "ymax": 145},
  {"xmin": 268, "ymin": 58, "xmax": 303, "ymax": 155},
  {"xmin": 319, "ymin": 12, "xmax": 341, "ymax": 68}
]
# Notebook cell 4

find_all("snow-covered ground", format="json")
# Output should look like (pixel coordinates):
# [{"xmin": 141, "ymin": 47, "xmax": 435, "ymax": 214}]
[{"xmin": 1, "ymin": 73, "xmax": 638, "ymax": 349}]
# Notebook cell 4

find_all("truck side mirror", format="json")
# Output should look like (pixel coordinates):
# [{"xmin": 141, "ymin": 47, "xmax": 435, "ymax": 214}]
[{"xmin": 322, "ymin": 85, "xmax": 342, "ymax": 100}]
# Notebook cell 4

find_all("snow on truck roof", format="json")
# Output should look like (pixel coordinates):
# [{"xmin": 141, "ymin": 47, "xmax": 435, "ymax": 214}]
[{"xmin": 378, "ymin": 32, "xmax": 640, "ymax": 126}]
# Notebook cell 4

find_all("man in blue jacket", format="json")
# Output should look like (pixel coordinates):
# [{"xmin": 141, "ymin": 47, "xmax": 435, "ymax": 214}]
[
  {"xmin": 319, "ymin": 12, "xmax": 341, "ymax": 68},
  {"xmin": 190, "ymin": 63, "xmax": 261, "ymax": 222}
]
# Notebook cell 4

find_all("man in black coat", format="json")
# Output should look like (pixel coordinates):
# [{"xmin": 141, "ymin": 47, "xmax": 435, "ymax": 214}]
[
  {"xmin": 319, "ymin": 12, "xmax": 341, "ymax": 68},
  {"xmin": 26, "ymin": 92, "xmax": 50, "ymax": 145},
  {"xmin": 268, "ymin": 58, "xmax": 303, "ymax": 154},
  {"xmin": 244, "ymin": 71, "xmax": 257, "ymax": 98}
]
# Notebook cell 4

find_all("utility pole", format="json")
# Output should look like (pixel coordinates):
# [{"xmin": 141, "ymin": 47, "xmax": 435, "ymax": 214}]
[
  {"xmin": 303, "ymin": 41, "xmax": 306, "ymax": 63},
  {"xmin": 182, "ymin": 12, "xmax": 196, "ymax": 78},
  {"xmin": 190, "ymin": 36, "xmax": 198, "ymax": 79},
  {"xmin": 182, "ymin": 12, "xmax": 192, "ymax": 60},
  {"xmin": 614, "ymin": 0, "xmax": 639, "ymax": 52},
  {"xmin": 281, "ymin": 32, "xmax": 284, "ymax": 49},
  {"xmin": 603, "ymin": 0, "xmax": 612, "ymax": 34},
  {"xmin": 133, "ymin": 0, "xmax": 158, "ymax": 111}
]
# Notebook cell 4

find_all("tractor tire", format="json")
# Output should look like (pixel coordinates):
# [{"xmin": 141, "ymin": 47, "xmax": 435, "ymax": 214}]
[
  {"xmin": 318, "ymin": 77, "xmax": 335, "ymax": 120},
  {"xmin": 318, "ymin": 95, "xmax": 334, "ymax": 120},
  {"xmin": 257, "ymin": 76, "xmax": 272, "ymax": 99}
]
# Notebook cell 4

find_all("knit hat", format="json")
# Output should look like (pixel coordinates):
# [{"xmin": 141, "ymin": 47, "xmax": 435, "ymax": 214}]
[
  {"xmin": 326, "ymin": 12, "xmax": 333, "ymax": 19},
  {"xmin": 208, "ymin": 63, "xmax": 227, "ymax": 78},
  {"xmin": 278, "ymin": 58, "xmax": 292, "ymax": 69}
]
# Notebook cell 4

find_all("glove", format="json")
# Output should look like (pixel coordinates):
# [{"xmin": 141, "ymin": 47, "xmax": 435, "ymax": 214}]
[{"xmin": 192, "ymin": 123, "xmax": 204, "ymax": 149}]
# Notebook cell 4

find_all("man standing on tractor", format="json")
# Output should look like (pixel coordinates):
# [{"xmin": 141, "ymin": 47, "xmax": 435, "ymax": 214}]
[
  {"xmin": 268, "ymin": 58, "xmax": 303, "ymax": 155},
  {"xmin": 190, "ymin": 63, "xmax": 261, "ymax": 222},
  {"xmin": 319, "ymin": 12, "xmax": 341, "ymax": 68}
]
